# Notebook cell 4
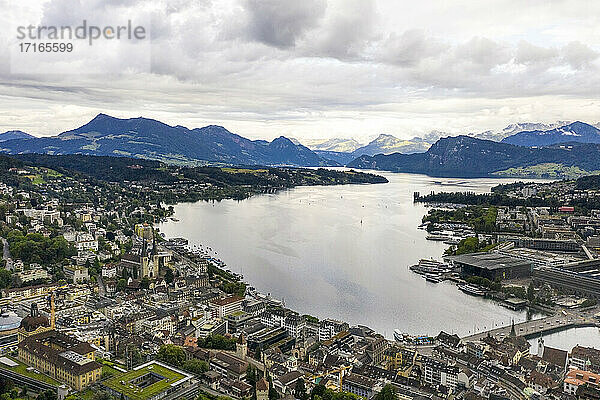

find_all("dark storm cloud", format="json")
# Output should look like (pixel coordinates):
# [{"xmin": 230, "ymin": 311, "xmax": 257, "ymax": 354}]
[{"xmin": 242, "ymin": 0, "xmax": 326, "ymax": 48}]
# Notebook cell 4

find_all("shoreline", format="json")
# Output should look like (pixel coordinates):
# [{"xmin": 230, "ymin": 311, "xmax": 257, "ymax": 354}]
[{"xmin": 157, "ymin": 198, "xmax": 543, "ymax": 341}]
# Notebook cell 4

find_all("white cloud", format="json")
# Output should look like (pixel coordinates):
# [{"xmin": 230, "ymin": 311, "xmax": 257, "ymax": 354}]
[{"xmin": 1, "ymin": 0, "xmax": 600, "ymax": 141}]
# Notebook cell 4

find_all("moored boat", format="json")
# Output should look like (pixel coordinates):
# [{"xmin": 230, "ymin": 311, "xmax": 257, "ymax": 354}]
[
  {"xmin": 458, "ymin": 283, "xmax": 486, "ymax": 297},
  {"xmin": 425, "ymin": 274, "xmax": 442, "ymax": 283}
]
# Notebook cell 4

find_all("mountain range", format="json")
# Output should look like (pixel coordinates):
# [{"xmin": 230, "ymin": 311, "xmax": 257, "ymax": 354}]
[
  {"xmin": 472, "ymin": 121, "xmax": 574, "ymax": 142},
  {"xmin": 0, "ymin": 130, "xmax": 33, "ymax": 142},
  {"xmin": 351, "ymin": 134, "xmax": 430, "ymax": 156},
  {"xmin": 347, "ymin": 135, "xmax": 600, "ymax": 177},
  {"xmin": 0, "ymin": 114, "xmax": 336, "ymax": 167},
  {"xmin": 501, "ymin": 121, "xmax": 600, "ymax": 147},
  {"xmin": 297, "ymin": 122, "xmax": 584, "ymax": 158},
  {"xmin": 2, "ymin": 115, "xmax": 600, "ymax": 177},
  {"xmin": 295, "ymin": 137, "xmax": 363, "ymax": 153}
]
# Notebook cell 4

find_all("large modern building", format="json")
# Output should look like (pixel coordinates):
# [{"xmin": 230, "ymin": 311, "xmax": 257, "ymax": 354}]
[
  {"xmin": 449, "ymin": 253, "xmax": 533, "ymax": 281},
  {"xmin": 533, "ymin": 260, "xmax": 600, "ymax": 299},
  {"xmin": 0, "ymin": 310, "xmax": 22, "ymax": 354},
  {"xmin": 17, "ymin": 330, "xmax": 102, "ymax": 390},
  {"xmin": 103, "ymin": 360, "xmax": 194, "ymax": 400}
]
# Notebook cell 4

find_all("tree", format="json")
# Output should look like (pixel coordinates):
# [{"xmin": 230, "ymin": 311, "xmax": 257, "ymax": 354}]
[
  {"xmin": 130, "ymin": 348, "xmax": 143, "ymax": 366},
  {"xmin": 117, "ymin": 278, "xmax": 127, "ymax": 292},
  {"xmin": 92, "ymin": 392, "xmax": 117, "ymax": 400},
  {"xmin": 0, "ymin": 269, "xmax": 11, "ymax": 289},
  {"xmin": 0, "ymin": 377, "xmax": 13, "ymax": 395},
  {"xmin": 37, "ymin": 390, "xmax": 58, "ymax": 400},
  {"xmin": 141, "ymin": 276, "xmax": 150, "ymax": 290},
  {"xmin": 268, "ymin": 387, "xmax": 280, "ymax": 400},
  {"xmin": 373, "ymin": 385, "xmax": 396, "ymax": 400},
  {"xmin": 294, "ymin": 378, "xmax": 308, "ymax": 400},
  {"xmin": 268, "ymin": 376, "xmax": 279, "ymax": 400},
  {"xmin": 156, "ymin": 344, "xmax": 186, "ymax": 367},
  {"xmin": 183, "ymin": 359, "xmax": 209, "ymax": 375},
  {"xmin": 527, "ymin": 282, "xmax": 535, "ymax": 301},
  {"xmin": 246, "ymin": 364, "xmax": 257, "ymax": 388},
  {"xmin": 165, "ymin": 268, "xmax": 174, "ymax": 284},
  {"xmin": 310, "ymin": 384, "xmax": 326, "ymax": 400}
]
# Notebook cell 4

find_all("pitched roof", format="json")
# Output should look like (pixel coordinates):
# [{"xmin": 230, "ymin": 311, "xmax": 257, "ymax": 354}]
[
  {"xmin": 237, "ymin": 333, "xmax": 247, "ymax": 344},
  {"xmin": 542, "ymin": 346, "xmax": 567, "ymax": 368},
  {"xmin": 256, "ymin": 377, "xmax": 269, "ymax": 391},
  {"xmin": 18, "ymin": 330, "xmax": 101, "ymax": 375},
  {"xmin": 277, "ymin": 370, "xmax": 303, "ymax": 386}
]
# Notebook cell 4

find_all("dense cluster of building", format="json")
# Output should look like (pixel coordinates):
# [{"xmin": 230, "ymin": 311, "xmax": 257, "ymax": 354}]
[{"xmin": 1, "ymin": 164, "xmax": 600, "ymax": 400}]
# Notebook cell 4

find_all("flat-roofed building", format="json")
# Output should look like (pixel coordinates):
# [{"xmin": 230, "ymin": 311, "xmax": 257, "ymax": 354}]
[
  {"xmin": 210, "ymin": 295, "xmax": 244, "ymax": 319},
  {"xmin": 449, "ymin": 253, "xmax": 533, "ymax": 281},
  {"xmin": 63, "ymin": 265, "xmax": 90, "ymax": 283}
]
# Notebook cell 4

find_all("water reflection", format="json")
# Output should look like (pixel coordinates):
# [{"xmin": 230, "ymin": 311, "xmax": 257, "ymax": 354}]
[{"xmin": 158, "ymin": 172, "xmax": 547, "ymax": 338}]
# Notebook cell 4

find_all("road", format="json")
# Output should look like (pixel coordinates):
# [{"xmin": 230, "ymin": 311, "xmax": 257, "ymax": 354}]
[
  {"xmin": 462, "ymin": 307, "xmax": 599, "ymax": 341},
  {"xmin": 97, "ymin": 273, "xmax": 106, "ymax": 296}
]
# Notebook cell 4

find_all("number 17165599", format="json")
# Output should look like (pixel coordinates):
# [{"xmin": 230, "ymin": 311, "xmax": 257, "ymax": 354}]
[{"xmin": 19, "ymin": 42, "xmax": 73, "ymax": 52}]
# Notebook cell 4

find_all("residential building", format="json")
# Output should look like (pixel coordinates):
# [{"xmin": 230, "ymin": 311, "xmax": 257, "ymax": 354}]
[
  {"xmin": 570, "ymin": 346, "xmax": 600, "ymax": 373},
  {"xmin": 319, "ymin": 319, "xmax": 349, "ymax": 341},
  {"xmin": 564, "ymin": 369, "xmax": 600, "ymax": 395},
  {"xmin": 210, "ymin": 295, "xmax": 244, "ymax": 319},
  {"xmin": 342, "ymin": 373, "xmax": 378, "ymax": 398},
  {"xmin": 64, "ymin": 265, "xmax": 90, "ymax": 284}
]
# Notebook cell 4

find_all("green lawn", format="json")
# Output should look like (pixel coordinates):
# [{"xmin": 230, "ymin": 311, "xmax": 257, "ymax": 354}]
[
  {"xmin": 0, "ymin": 356, "xmax": 59, "ymax": 386},
  {"xmin": 101, "ymin": 363, "xmax": 122, "ymax": 377},
  {"xmin": 25, "ymin": 174, "xmax": 46, "ymax": 185},
  {"xmin": 221, "ymin": 167, "xmax": 268, "ymax": 174},
  {"xmin": 102, "ymin": 363, "xmax": 186, "ymax": 400},
  {"xmin": 66, "ymin": 388, "xmax": 96, "ymax": 400},
  {"xmin": 97, "ymin": 357, "xmax": 127, "ymax": 377}
]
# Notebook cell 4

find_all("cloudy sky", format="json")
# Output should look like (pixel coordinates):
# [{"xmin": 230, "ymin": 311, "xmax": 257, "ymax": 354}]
[{"xmin": 1, "ymin": 0, "xmax": 600, "ymax": 142}]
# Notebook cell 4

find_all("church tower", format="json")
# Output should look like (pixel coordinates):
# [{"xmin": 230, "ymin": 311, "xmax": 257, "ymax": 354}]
[
  {"xmin": 236, "ymin": 333, "xmax": 247, "ymax": 359},
  {"xmin": 256, "ymin": 377, "xmax": 269, "ymax": 400},
  {"xmin": 509, "ymin": 319, "xmax": 516, "ymax": 337}
]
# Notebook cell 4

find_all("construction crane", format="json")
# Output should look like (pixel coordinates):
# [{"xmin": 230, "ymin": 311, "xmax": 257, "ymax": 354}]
[
  {"xmin": 310, "ymin": 365, "xmax": 353, "ymax": 391},
  {"xmin": 46, "ymin": 291, "xmax": 56, "ymax": 330}
]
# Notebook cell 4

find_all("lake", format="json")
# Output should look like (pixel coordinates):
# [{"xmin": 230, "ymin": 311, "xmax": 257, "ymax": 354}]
[
  {"xmin": 529, "ymin": 326, "xmax": 600, "ymax": 354},
  {"xmin": 158, "ymin": 171, "xmax": 546, "ymax": 338}
]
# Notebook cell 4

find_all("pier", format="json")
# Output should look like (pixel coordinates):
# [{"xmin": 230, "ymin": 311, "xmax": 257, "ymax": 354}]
[{"xmin": 461, "ymin": 308, "xmax": 600, "ymax": 342}]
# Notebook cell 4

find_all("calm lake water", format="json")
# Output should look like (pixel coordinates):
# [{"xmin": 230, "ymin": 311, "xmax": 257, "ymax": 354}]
[
  {"xmin": 158, "ymin": 171, "xmax": 546, "ymax": 338},
  {"xmin": 529, "ymin": 326, "xmax": 600, "ymax": 354}
]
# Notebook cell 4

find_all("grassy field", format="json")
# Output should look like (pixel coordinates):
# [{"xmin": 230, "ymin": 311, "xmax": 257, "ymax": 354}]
[
  {"xmin": 98, "ymin": 361, "xmax": 124, "ymax": 377},
  {"xmin": 0, "ymin": 356, "xmax": 59, "ymax": 386},
  {"xmin": 24, "ymin": 167, "xmax": 63, "ymax": 185},
  {"xmin": 24, "ymin": 174, "xmax": 45, "ymax": 185},
  {"xmin": 102, "ymin": 363, "xmax": 186, "ymax": 400},
  {"xmin": 493, "ymin": 163, "xmax": 600, "ymax": 179},
  {"xmin": 221, "ymin": 167, "xmax": 268, "ymax": 174}
]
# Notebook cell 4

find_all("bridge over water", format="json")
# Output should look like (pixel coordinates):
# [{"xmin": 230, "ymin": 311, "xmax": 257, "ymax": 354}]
[{"xmin": 461, "ymin": 309, "xmax": 599, "ymax": 342}]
